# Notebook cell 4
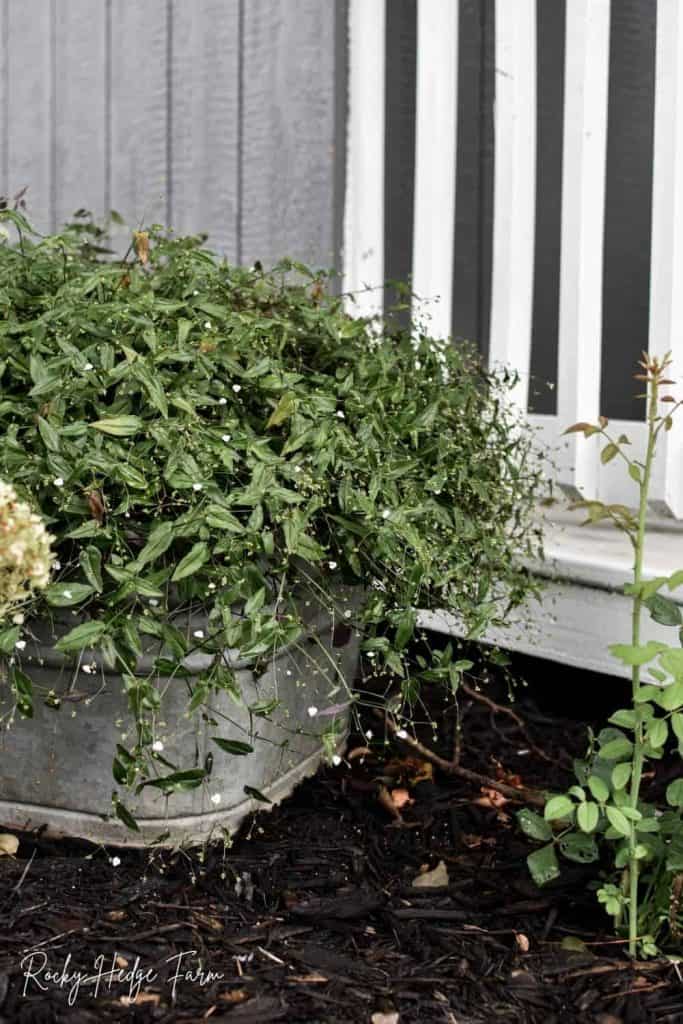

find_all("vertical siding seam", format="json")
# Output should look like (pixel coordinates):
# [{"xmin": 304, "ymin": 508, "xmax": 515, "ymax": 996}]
[
  {"xmin": 104, "ymin": 0, "xmax": 112, "ymax": 217},
  {"xmin": 1, "ymin": 0, "xmax": 8, "ymax": 195},
  {"xmin": 236, "ymin": 0, "xmax": 244, "ymax": 265},
  {"xmin": 166, "ymin": 0, "xmax": 173, "ymax": 228},
  {"xmin": 49, "ymin": 0, "xmax": 57, "ymax": 232}
]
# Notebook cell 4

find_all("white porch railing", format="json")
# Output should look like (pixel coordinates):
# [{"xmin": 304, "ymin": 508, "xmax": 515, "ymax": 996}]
[{"xmin": 343, "ymin": 0, "xmax": 683, "ymax": 522}]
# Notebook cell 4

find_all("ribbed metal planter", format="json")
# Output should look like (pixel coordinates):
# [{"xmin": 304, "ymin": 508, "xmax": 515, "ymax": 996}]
[{"xmin": 0, "ymin": 586, "xmax": 361, "ymax": 847}]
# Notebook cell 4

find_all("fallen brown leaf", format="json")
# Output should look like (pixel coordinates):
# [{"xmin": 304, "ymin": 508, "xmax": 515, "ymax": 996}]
[
  {"xmin": 288, "ymin": 973, "xmax": 328, "ymax": 984},
  {"xmin": 120, "ymin": 992, "xmax": 160, "ymax": 1007},
  {"xmin": 347, "ymin": 746, "xmax": 372, "ymax": 761},
  {"xmin": 389, "ymin": 788, "xmax": 413, "ymax": 810},
  {"xmin": 219, "ymin": 989, "xmax": 250, "ymax": 1004},
  {"xmin": 474, "ymin": 786, "xmax": 508, "ymax": 809},
  {"xmin": 133, "ymin": 231, "xmax": 150, "ymax": 265},
  {"xmin": 105, "ymin": 909, "xmax": 127, "ymax": 922}
]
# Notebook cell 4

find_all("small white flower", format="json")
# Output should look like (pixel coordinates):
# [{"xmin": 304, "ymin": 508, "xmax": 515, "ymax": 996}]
[
  {"xmin": 332, "ymin": 754, "xmax": 342, "ymax": 766},
  {"xmin": 208, "ymin": 582, "xmax": 216, "ymax": 590},
  {"xmin": 344, "ymin": 610, "xmax": 352, "ymax": 618},
  {"xmin": 365, "ymin": 729, "xmax": 373, "ymax": 740},
  {"xmin": 307, "ymin": 706, "xmax": 318, "ymax": 718},
  {"xmin": 15, "ymin": 640, "xmax": 26, "ymax": 651},
  {"xmin": 82, "ymin": 664, "xmax": 93, "ymax": 674},
  {"xmin": 152, "ymin": 740, "xmax": 164, "ymax": 752},
  {"xmin": 192, "ymin": 482, "xmax": 203, "ymax": 492},
  {"xmin": 232, "ymin": 384, "xmax": 242, "ymax": 393},
  {"xmin": 285, "ymin": 669, "xmax": 292, "ymax": 676},
  {"xmin": 111, "ymin": 856, "xmax": 121, "ymax": 867},
  {"xmin": 83, "ymin": 362, "xmax": 94, "ymax": 371},
  {"xmin": 336, "ymin": 410, "xmax": 345, "ymax": 419},
  {"xmin": 193, "ymin": 629, "xmax": 205, "ymax": 639},
  {"xmin": 53, "ymin": 478, "xmax": 64, "ymax": 488},
  {"xmin": 221, "ymin": 434, "xmax": 231, "ymax": 443},
  {"xmin": 218, "ymin": 397, "xmax": 227, "ymax": 405},
  {"xmin": 12, "ymin": 613, "xmax": 24, "ymax": 625},
  {"xmin": 63, "ymin": 590, "xmax": 72, "ymax": 599},
  {"xmin": 148, "ymin": 598, "xmax": 159, "ymax": 607},
  {"xmin": 210, "ymin": 793, "xmax": 222, "ymax": 806},
  {"xmin": 382, "ymin": 509, "xmax": 390, "ymax": 519},
  {"xmin": 396, "ymin": 729, "xmax": 408, "ymax": 740},
  {"xmin": 204, "ymin": 321, "xmax": 212, "ymax": 329},
  {"xmin": 328, "ymin": 561, "xmax": 338, "ymax": 570}
]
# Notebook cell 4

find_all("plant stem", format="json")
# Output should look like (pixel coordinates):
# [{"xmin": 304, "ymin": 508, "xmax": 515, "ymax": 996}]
[{"xmin": 627, "ymin": 373, "xmax": 659, "ymax": 956}]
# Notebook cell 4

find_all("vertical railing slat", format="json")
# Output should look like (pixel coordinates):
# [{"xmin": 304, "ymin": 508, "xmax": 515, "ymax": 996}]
[
  {"xmin": 648, "ymin": 0, "xmax": 683, "ymax": 519},
  {"xmin": 343, "ymin": 0, "xmax": 385, "ymax": 318},
  {"xmin": 556, "ymin": 0, "xmax": 610, "ymax": 497},
  {"xmin": 488, "ymin": 0, "xmax": 537, "ymax": 410},
  {"xmin": 411, "ymin": 0, "xmax": 458, "ymax": 340}
]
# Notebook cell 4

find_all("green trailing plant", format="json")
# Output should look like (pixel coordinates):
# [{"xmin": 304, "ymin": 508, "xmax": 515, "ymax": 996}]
[
  {"xmin": 0, "ymin": 209, "xmax": 543, "ymax": 825},
  {"xmin": 519, "ymin": 353, "xmax": 683, "ymax": 957}
]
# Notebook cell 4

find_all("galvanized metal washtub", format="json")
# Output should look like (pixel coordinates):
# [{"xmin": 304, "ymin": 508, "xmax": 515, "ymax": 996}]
[{"xmin": 0, "ymin": 585, "xmax": 361, "ymax": 847}]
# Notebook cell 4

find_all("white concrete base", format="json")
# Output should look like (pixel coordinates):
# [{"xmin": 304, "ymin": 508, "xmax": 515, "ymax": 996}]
[{"xmin": 419, "ymin": 504, "xmax": 683, "ymax": 679}]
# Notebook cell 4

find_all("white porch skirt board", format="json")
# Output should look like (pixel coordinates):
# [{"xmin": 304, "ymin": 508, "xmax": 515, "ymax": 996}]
[{"xmin": 418, "ymin": 507, "xmax": 683, "ymax": 680}]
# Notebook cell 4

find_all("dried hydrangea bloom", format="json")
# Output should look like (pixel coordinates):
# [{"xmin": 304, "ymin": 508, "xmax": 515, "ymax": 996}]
[{"xmin": 0, "ymin": 480, "xmax": 54, "ymax": 620}]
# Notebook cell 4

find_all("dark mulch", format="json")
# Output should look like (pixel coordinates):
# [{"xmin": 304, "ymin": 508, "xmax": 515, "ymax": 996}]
[{"xmin": 0, "ymin": 648, "xmax": 682, "ymax": 1023}]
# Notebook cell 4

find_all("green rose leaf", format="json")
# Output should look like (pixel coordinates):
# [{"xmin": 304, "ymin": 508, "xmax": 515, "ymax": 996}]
[
  {"xmin": 527, "ymin": 844, "xmax": 561, "ymax": 887},
  {"xmin": 559, "ymin": 832, "xmax": 599, "ymax": 862},
  {"xmin": 577, "ymin": 801, "xmax": 600, "ymax": 834},
  {"xmin": 646, "ymin": 717, "xmax": 668, "ymax": 748},
  {"xmin": 644, "ymin": 593, "xmax": 682, "ymax": 627},
  {"xmin": 666, "ymin": 779, "xmax": 683, "ymax": 808},
  {"xmin": 609, "ymin": 641, "xmax": 666, "ymax": 667},
  {"xmin": 516, "ymin": 808, "xmax": 553, "ymax": 842},
  {"xmin": 587, "ymin": 776, "xmax": 609, "ymax": 803},
  {"xmin": 544, "ymin": 795, "xmax": 575, "ymax": 821},
  {"xmin": 611, "ymin": 762, "xmax": 632, "ymax": 790},
  {"xmin": 605, "ymin": 805, "xmax": 632, "ymax": 837},
  {"xmin": 599, "ymin": 736, "xmax": 634, "ymax": 761}
]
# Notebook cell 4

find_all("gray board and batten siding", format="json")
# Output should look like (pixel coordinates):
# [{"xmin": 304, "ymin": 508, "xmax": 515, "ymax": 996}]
[{"xmin": 0, "ymin": 0, "xmax": 347, "ymax": 273}]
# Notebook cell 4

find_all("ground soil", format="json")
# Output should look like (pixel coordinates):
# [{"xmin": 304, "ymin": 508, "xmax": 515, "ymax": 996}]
[{"xmin": 0, "ymin": 642, "xmax": 682, "ymax": 1023}]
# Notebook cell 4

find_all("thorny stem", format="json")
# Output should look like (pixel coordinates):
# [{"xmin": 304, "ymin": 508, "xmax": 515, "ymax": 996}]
[{"xmin": 626, "ymin": 364, "xmax": 661, "ymax": 957}]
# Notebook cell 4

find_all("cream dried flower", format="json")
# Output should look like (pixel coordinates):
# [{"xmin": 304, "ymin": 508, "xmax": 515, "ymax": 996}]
[{"xmin": 0, "ymin": 481, "xmax": 54, "ymax": 620}]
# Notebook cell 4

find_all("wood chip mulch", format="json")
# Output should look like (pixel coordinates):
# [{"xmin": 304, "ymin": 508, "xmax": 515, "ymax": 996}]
[{"xmin": 0, "ymin": 656, "xmax": 682, "ymax": 1023}]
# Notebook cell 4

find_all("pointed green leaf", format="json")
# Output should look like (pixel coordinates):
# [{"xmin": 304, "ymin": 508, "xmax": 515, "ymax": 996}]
[
  {"xmin": 171, "ymin": 541, "xmax": 209, "ymax": 582},
  {"xmin": 90, "ymin": 415, "xmax": 143, "ymax": 437}
]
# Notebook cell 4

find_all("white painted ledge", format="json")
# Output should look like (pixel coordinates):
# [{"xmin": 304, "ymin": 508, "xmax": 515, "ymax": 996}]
[{"xmin": 418, "ymin": 504, "xmax": 683, "ymax": 680}]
